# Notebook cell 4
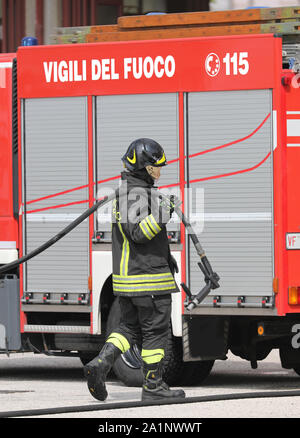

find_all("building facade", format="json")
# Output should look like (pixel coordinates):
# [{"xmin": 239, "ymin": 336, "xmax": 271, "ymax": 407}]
[
  {"xmin": 0, "ymin": 0, "xmax": 210, "ymax": 52},
  {"xmin": 210, "ymin": 0, "xmax": 300, "ymax": 11},
  {"xmin": 2, "ymin": 0, "xmax": 300, "ymax": 53}
]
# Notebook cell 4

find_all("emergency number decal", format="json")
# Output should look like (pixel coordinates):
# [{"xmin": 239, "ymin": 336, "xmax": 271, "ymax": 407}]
[
  {"xmin": 205, "ymin": 52, "xmax": 249, "ymax": 78},
  {"xmin": 286, "ymin": 233, "xmax": 300, "ymax": 250},
  {"xmin": 205, "ymin": 53, "xmax": 220, "ymax": 77},
  {"xmin": 18, "ymin": 35, "xmax": 278, "ymax": 98}
]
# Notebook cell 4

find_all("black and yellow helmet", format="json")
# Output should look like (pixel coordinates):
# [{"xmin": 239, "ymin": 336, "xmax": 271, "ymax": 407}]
[{"xmin": 122, "ymin": 138, "xmax": 167, "ymax": 172}]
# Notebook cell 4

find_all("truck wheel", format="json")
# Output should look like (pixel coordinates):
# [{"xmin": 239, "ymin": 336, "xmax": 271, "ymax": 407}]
[
  {"xmin": 106, "ymin": 297, "xmax": 214, "ymax": 387},
  {"xmin": 107, "ymin": 297, "xmax": 184, "ymax": 387},
  {"xmin": 106, "ymin": 297, "xmax": 143, "ymax": 387}
]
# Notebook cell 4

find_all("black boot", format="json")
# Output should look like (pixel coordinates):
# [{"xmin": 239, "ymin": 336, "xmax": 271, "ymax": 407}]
[
  {"xmin": 84, "ymin": 342, "xmax": 121, "ymax": 401},
  {"xmin": 141, "ymin": 361, "xmax": 186, "ymax": 401}
]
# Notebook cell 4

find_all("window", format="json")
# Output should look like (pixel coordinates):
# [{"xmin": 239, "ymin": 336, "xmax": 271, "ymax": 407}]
[
  {"xmin": 94, "ymin": 0, "xmax": 122, "ymax": 25},
  {"xmin": 142, "ymin": 0, "xmax": 167, "ymax": 14},
  {"xmin": 123, "ymin": 0, "xmax": 167, "ymax": 16},
  {"xmin": 123, "ymin": 0, "xmax": 140, "ymax": 15}
]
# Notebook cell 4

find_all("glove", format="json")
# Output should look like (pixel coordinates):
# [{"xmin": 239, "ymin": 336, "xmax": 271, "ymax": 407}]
[
  {"xmin": 169, "ymin": 255, "xmax": 179, "ymax": 276},
  {"xmin": 159, "ymin": 194, "xmax": 182, "ymax": 217}
]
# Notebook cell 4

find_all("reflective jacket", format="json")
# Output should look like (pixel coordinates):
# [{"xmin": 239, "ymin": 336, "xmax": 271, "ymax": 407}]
[{"xmin": 111, "ymin": 171, "xmax": 179, "ymax": 297}]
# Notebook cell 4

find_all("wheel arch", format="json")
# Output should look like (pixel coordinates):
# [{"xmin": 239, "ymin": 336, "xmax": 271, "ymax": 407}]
[
  {"xmin": 99, "ymin": 274, "xmax": 115, "ymax": 328},
  {"xmin": 91, "ymin": 249, "xmax": 113, "ymax": 334}
]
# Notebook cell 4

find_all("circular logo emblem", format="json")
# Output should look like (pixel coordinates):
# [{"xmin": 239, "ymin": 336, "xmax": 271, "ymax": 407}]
[{"xmin": 205, "ymin": 53, "xmax": 220, "ymax": 77}]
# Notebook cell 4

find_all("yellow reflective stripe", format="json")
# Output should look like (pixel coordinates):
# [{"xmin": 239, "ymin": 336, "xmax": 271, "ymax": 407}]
[
  {"xmin": 142, "ymin": 348, "xmax": 164, "ymax": 364},
  {"xmin": 106, "ymin": 332, "xmax": 130, "ymax": 353},
  {"xmin": 114, "ymin": 281, "xmax": 175, "ymax": 288},
  {"xmin": 114, "ymin": 273, "xmax": 172, "ymax": 280},
  {"xmin": 124, "ymin": 239, "xmax": 130, "ymax": 276},
  {"xmin": 145, "ymin": 216, "xmax": 158, "ymax": 235},
  {"xmin": 113, "ymin": 281, "xmax": 176, "ymax": 292},
  {"xmin": 155, "ymin": 152, "xmax": 166, "ymax": 166},
  {"xmin": 118, "ymin": 223, "xmax": 125, "ymax": 274},
  {"xmin": 141, "ymin": 218, "xmax": 155, "ymax": 238},
  {"xmin": 113, "ymin": 273, "xmax": 175, "ymax": 289},
  {"xmin": 117, "ymin": 222, "xmax": 129, "ymax": 276},
  {"xmin": 148, "ymin": 214, "xmax": 161, "ymax": 233},
  {"xmin": 139, "ymin": 221, "xmax": 153, "ymax": 240},
  {"xmin": 113, "ymin": 277, "xmax": 173, "ymax": 284},
  {"xmin": 113, "ymin": 288, "xmax": 174, "ymax": 293},
  {"xmin": 127, "ymin": 149, "xmax": 136, "ymax": 164}
]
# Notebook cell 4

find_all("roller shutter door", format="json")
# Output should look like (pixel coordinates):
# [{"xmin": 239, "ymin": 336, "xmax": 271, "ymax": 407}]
[
  {"xmin": 95, "ymin": 93, "xmax": 180, "ymax": 235},
  {"xmin": 186, "ymin": 89, "xmax": 273, "ymax": 307},
  {"xmin": 23, "ymin": 97, "xmax": 89, "ymax": 295}
]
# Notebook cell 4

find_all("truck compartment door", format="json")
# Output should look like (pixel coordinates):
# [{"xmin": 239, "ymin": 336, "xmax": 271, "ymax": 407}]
[
  {"xmin": 22, "ymin": 97, "xmax": 90, "ymax": 299},
  {"xmin": 186, "ymin": 89, "xmax": 274, "ymax": 309}
]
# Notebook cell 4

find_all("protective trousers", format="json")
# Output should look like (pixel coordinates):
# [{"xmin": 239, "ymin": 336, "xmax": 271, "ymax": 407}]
[{"xmin": 106, "ymin": 294, "xmax": 171, "ymax": 364}]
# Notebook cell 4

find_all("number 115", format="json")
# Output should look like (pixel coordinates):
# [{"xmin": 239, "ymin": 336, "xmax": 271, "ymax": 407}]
[{"xmin": 223, "ymin": 52, "xmax": 249, "ymax": 76}]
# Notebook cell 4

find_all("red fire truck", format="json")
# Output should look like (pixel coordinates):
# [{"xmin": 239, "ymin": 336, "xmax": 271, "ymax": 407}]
[{"xmin": 1, "ymin": 26, "xmax": 300, "ymax": 387}]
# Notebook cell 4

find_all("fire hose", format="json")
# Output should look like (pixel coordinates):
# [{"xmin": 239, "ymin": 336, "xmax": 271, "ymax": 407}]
[
  {"xmin": 0, "ymin": 188, "xmax": 220, "ymax": 310},
  {"xmin": 171, "ymin": 200, "xmax": 220, "ymax": 310},
  {"xmin": 2, "ymin": 389, "xmax": 300, "ymax": 417}
]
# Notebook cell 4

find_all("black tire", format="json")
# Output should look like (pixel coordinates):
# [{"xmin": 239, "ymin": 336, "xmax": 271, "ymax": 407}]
[
  {"xmin": 162, "ymin": 329, "xmax": 214, "ymax": 386},
  {"xmin": 106, "ymin": 297, "xmax": 214, "ymax": 387},
  {"xmin": 106, "ymin": 298, "xmax": 143, "ymax": 387}
]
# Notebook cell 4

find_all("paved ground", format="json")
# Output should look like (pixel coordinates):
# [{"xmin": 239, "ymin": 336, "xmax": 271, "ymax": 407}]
[{"xmin": 0, "ymin": 350, "xmax": 299, "ymax": 419}]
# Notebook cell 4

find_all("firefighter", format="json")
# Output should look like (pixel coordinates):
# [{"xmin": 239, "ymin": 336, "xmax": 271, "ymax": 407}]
[{"xmin": 84, "ymin": 138, "xmax": 185, "ymax": 402}]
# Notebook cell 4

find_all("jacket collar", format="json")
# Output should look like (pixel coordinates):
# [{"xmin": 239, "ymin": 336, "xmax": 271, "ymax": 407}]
[{"xmin": 121, "ymin": 170, "xmax": 154, "ymax": 188}]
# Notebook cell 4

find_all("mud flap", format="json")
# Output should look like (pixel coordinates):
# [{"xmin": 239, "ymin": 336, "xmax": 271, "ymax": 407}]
[{"xmin": 182, "ymin": 315, "xmax": 230, "ymax": 361}]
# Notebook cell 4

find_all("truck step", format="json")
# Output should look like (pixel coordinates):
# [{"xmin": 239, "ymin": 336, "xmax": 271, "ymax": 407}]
[{"xmin": 24, "ymin": 324, "xmax": 91, "ymax": 333}]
